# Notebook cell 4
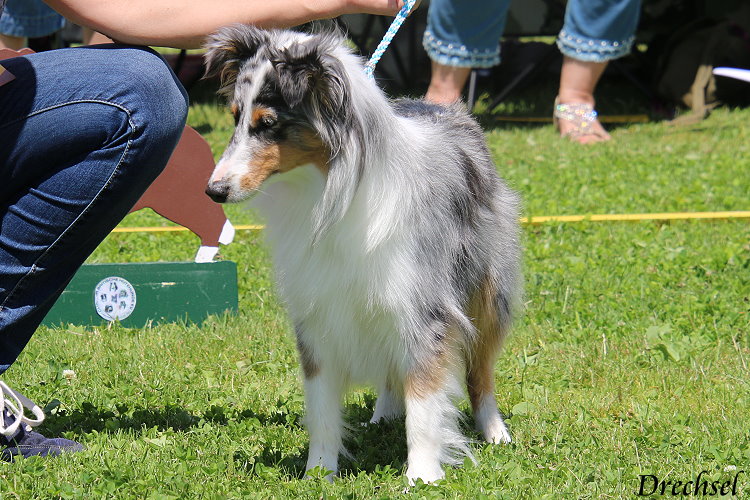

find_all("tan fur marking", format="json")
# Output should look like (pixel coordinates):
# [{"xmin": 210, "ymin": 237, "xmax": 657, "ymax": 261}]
[
  {"xmin": 251, "ymin": 107, "xmax": 273, "ymax": 128},
  {"xmin": 466, "ymin": 277, "xmax": 506, "ymax": 412},
  {"xmin": 405, "ymin": 363, "xmax": 447, "ymax": 400},
  {"xmin": 405, "ymin": 326, "xmax": 463, "ymax": 399},
  {"xmin": 239, "ymin": 133, "xmax": 329, "ymax": 192},
  {"xmin": 230, "ymin": 103, "xmax": 239, "ymax": 118},
  {"xmin": 240, "ymin": 144, "xmax": 280, "ymax": 192},
  {"xmin": 278, "ymin": 132, "xmax": 329, "ymax": 173}
]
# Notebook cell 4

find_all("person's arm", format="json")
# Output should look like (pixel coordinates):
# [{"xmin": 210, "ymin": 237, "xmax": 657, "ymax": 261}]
[{"xmin": 45, "ymin": 0, "xmax": 406, "ymax": 48}]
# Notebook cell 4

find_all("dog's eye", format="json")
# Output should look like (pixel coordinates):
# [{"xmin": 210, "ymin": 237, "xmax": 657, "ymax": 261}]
[{"xmin": 260, "ymin": 115, "xmax": 277, "ymax": 129}]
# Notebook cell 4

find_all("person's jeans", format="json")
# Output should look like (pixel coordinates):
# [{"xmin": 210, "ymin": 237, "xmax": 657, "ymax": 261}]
[
  {"xmin": 557, "ymin": 0, "xmax": 642, "ymax": 62},
  {"xmin": 0, "ymin": 45, "xmax": 188, "ymax": 373},
  {"xmin": 423, "ymin": 0, "xmax": 510, "ymax": 68},
  {"xmin": 424, "ymin": 0, "xmax": 641, "ymax": 67},
  {"xmin": 0, "ymin": 0, "xmax": 66, "ymax": 38}
]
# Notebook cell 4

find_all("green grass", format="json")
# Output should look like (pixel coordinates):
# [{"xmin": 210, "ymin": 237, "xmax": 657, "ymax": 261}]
[{"xmin": 1, "ymin": 75, "xmax": 749, "ymax": 499}]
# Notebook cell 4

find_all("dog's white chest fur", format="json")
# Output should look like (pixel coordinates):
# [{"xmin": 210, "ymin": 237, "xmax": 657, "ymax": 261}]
[{"xmin": 252, "ymin": 165, "xmax": 410, "ymax": 383}]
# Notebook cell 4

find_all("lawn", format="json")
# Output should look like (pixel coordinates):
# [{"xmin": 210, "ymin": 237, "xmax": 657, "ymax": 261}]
[{"xmin": 1, "ymin": 66, "xmax": 749, "ymax": 499}]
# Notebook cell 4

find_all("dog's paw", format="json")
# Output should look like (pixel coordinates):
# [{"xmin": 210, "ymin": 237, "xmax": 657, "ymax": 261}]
[
  {"xmin": 406, "ymin": 463, "xmax": 445, "ymax": 485},
  {"xmin": 368, "ymin": 412, "xmax": 399, "ymax": 425},
  {"xmin": 481, "ymin": 418, "xmax": 512, "ymax": 445},
  {"xmin": 474, "ymin": 401, "xmax": 512, "ymax": 445}
]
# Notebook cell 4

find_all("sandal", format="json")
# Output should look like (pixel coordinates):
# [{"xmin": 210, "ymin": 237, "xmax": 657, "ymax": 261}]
[{"xmin": 553, "ymin": 97, "xmax": 611, "ymax": 143}]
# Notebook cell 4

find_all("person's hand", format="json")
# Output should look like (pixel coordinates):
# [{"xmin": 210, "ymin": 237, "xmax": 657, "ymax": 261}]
[{"xmin": 341, "ymin": 0, "xmax": 421, "ymax": 17}]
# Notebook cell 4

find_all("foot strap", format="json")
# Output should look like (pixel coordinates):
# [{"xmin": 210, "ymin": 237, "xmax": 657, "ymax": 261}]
[{"xmin": 553, "ymin": 102, "xmax": 601, "ymax": 138}]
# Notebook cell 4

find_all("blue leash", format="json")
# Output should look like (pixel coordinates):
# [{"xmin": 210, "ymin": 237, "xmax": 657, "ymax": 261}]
[{"xmin": 363, "ymin": 0, "xmax": 418, "ymax": 79}]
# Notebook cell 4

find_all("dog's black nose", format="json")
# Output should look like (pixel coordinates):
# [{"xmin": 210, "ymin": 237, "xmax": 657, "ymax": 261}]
[{"xmin": 206, "ymin": 181, "xmax": 230, "ymax": 203}]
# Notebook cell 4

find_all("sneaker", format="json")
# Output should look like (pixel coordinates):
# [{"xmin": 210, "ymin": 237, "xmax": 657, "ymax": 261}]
[{"xmin": 0, "ymin": 380, "xmax": 83, "ymax": 461}]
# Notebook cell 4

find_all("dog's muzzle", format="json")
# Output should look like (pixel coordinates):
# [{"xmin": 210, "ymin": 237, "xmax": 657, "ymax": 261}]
[{"xmin": 205, "ymin": 180, "xmax": 231, "ymax": 203}]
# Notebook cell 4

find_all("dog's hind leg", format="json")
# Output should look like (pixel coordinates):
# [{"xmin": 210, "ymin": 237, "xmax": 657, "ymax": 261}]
[
  {"xmin": 466, "ymin": 338, "xmax": 511, "ymax": 444},
  {"xmin": 466, "ymin": 282, "xmax": 512, "ymax": 445},
  {"xmin": 369, "ymin": 377, "xmax": 404, "ymax": 424}
]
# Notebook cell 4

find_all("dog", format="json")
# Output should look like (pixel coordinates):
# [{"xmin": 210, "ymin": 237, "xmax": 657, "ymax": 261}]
[{"xmin": 203, "ymin": 25, "xmax": 522, "ymax": 484}]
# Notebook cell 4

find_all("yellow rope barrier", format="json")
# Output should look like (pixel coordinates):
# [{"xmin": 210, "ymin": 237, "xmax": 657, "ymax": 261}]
[
  {"xmin": 111, "ymin": 211, "xmax": 750, "ymax": 234},
  {"xmin": 111, "ymin": 224, "xmax": 264, "ymax": 233},
  {"xmin": 522, "ymin": 211, "xmax": 750, "ymax": 224}
]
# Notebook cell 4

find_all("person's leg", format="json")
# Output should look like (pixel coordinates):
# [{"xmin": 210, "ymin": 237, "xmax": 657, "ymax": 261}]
[
  {"xmin": 423, "ymin": 0, "xmax": 509, "ymax": 104},
  {"xmin": 556, "ymin": 57, "xmax": 611, "ymax": 143},
  {"xmin": 555, "ymin": 0, "xmax": 641, "ymax": 143},
  {"xmin": 0, "ymin": 45, "xmax": 188, "ymax": 374},
  {"xmin": 426, "ymin": 61, "xmax": 471, "ymax": 104},
  {"xmin": 0, "ymin": 45, "xmax": 187, "ymax": 460},
  {"xmin": 0, "ymin": 34, "xmax": 25, "ymax": 50}
]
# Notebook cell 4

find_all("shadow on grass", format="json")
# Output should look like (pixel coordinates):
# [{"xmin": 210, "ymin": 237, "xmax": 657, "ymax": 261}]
[
  {"xmin": 42, "ymin": 394, "xmax": 481, "ymax": 480},
  {"xmin": 239, "ymin": 394, "xmax": 487, "ymax": 480},
  {"xmin": 40, "ymin": 399, "xmax": 304, "ymax": 436},
  {"xmin": 187, "ymin": 78, "xmax": 223, "ymax": 106},
  {"xmin": 231, "ymin": 394, "xmax": 411, "ymax": 479}
]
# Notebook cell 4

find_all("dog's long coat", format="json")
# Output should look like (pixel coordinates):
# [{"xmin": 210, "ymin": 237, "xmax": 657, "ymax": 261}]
[{"xmin": 204, "ymin": 25, "xmax": 522, "ymax": 484}]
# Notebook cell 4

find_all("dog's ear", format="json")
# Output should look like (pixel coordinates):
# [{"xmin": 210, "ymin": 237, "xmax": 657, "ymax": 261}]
[
  {"xmin": 270, "ymin": 31, "xmax": 368, "ymax": 243},
  {"xmin": 268, "ymin": 34, "xmax": 347, "ymax": 111},
  {"xmin": 203, "ymin": 24, "xmax": 269, "ymax": 98},
  {"xmin": 270, "ymin": 33, "xmax": 366, "ymax": 243}
]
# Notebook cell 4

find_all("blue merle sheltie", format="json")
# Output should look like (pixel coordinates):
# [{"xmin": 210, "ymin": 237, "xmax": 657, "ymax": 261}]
[{"xmin": 203, "ymin": 24, "xmax": 522, "ymax": 484}]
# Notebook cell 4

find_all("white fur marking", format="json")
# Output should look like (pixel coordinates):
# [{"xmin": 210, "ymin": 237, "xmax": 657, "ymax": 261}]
[
  {"xmin": 369, "ymin": 386, "xmax": 404, "ymax": 423},
  {"xmin": 303, "ymin": 373, "xmax": 344, "ymax": 480},
  {"xmin": 405, "ymin": 394, "xmax": 448, "ymax": 484},
  {"xmin": 475, "ymin": 395, "xmax": 511, "ymax": 444}
]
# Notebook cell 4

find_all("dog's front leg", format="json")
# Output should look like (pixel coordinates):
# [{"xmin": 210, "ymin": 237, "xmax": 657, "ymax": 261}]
[
  {"xmin": 303, "ymin": 369, "xmax": 345, "ymax": 480},
  {"xmin": 403, "ymin": 364, "xmax": 466, "ymax": 485}
]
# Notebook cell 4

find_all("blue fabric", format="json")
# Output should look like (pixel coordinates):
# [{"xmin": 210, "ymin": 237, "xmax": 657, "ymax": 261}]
[
  {"xmin": 0, "ymin": 46, "xmax": 188, "ymax": 373},
  {"xmin": 557, "ymin": 0, "xmax": 642, "ymax": 62},
  {"xmin": 0, "ymin": 0, "xmax": 65, "ymax": 38},
  {"xmin": 423, "ymin": 0, "xmax": 510, "ymax": 68},
  {"xmin": 424, "ymin": 0, "xmax": 641, "ymax": 67}
]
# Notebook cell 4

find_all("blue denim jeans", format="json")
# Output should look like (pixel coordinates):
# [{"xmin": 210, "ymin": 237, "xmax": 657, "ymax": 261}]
[
  {"xmin": 0, "ymin": 46, "xmax": 188, "ymax": 374},
  {"xmin": 557, "ymin": 0, "xmax": 642, "ymax": 62},
  {"xmin": 424, "ymin": 0, "xmax": 641, "ymax": 67},
  {"xmin": 0, "ymin": 0, "xmax": 65, "ymax": 38},
  {"xmin": 423, "ymin": 0, "xmax": 510, "ymax": 68}
]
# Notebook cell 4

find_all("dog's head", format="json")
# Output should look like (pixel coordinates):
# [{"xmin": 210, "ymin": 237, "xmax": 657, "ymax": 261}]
[{"xmin": 203, "ymin": 25, "xmax": 365, "ymax": 238}]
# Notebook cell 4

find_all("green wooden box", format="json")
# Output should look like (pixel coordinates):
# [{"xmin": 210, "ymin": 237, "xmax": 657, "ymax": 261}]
[{"xmin": 43, "ymin": 261, "xmax": 238, "ymax": 328}]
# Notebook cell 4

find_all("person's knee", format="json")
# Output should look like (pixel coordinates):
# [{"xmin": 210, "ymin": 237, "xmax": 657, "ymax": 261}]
[
  {"xmin": 112, "ymin": 47, "xmax": 189, "ymax": 144},
  {"xmin": 80, "ymin": 47, "xmax": 189, "ymax": 189}
]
